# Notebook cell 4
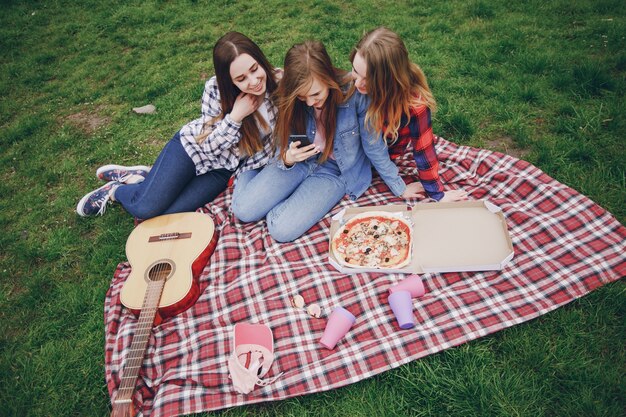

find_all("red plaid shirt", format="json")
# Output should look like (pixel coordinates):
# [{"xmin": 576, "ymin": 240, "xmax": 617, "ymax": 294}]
[{"xmin": 386, "ymin": 105, "xmax": 444, "ymax": 200}]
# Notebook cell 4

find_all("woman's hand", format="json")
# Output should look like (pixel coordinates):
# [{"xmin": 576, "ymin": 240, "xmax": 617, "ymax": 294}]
[
  {"xmin": 230, "ymin": 92, "xmax": 263, "ymax": 123},
  {"xmin": 401, "ymin": 181, "xmax": 426, "ymax": 199},
  {"xmin": 285, "ymin": 141, "xmax": 320, "ymax": 166},
  {"xmin": 401, "ymin": 182, "xmax": 469, "ymax": 202},
  {"xmin": 439, "ymin": 189, "xmax": 469, "ymax": 202}
]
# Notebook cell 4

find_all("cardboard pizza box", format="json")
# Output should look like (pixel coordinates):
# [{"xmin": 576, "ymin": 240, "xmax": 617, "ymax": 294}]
[{"xmin": 328, "ymin": 200, "xmax": 514, "ymax": 274}]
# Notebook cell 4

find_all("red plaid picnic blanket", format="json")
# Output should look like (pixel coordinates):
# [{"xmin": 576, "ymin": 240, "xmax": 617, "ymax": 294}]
[{"xmin": 104, "ymin": 137, "xmax": 625, "ymax": 417}]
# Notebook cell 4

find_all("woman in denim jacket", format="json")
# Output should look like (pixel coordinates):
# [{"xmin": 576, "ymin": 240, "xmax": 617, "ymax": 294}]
[{"xmin": 231, "ymin": 41, "xmax": 422, "ymax": 242}]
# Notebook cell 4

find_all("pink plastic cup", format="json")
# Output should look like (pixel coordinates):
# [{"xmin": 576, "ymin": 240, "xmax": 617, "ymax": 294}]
[
  {"xmin": 320, "ymin": 307, "xmax": 356, "ymax": 350},
  {"xmin": 388, "ymin": 290, "xmax": 415, "ymax": 329},
  {"xmin": 389, "ymin": 274, "xmax": 425, "ymax": 298}
]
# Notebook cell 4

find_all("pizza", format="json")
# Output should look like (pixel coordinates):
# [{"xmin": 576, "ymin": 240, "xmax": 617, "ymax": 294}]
[{"xmin": 331, "ymin": 211, "xmax": 412, "ymax": 269}]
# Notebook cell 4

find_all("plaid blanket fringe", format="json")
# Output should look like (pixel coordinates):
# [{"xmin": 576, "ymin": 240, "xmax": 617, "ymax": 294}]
[{"xmin": 104, "ymin": 137, "xmax": 625, "ymax": 417}]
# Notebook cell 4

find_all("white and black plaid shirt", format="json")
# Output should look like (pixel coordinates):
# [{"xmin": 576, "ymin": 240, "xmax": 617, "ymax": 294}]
[{"xmin": 179, "ymin": 76, "xmax": 277, "ymax": 177}]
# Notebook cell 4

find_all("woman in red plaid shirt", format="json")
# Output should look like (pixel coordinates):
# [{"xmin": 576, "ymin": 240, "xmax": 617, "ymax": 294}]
[{"xmin": 350, "ymin": 27, "xmax": 467, "ymax": 202}]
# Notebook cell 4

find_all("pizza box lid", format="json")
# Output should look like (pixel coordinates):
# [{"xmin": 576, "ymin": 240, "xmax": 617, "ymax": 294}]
[{"xmin": 328, "ymin": 200, "xmax": 514, "ymax": 274}]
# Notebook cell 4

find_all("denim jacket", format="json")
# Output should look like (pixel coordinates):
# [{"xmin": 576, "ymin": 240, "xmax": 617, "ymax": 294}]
[{"xmin": 279, "ymin": 91, "xmax": 406, "ymax": 200}]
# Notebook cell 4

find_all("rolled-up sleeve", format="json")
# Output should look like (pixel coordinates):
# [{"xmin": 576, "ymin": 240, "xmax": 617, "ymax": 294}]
[{"xmin": 179, "ymin": 76, "xmax": 244, "ymax": 173}]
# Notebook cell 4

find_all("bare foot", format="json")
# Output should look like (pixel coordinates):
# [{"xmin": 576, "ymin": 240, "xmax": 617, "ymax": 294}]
[{"xmin": 439, "ymin": 189, "xmax": 469, "ymax": 202}]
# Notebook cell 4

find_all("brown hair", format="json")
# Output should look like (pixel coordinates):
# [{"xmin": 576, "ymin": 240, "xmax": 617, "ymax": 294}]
[
  {"xmin": 350, "ymin": 27, "xmax": 436, "ymax": 141},
  {"xmin": 273, "ymin": 41, "xmax": 349, "ymax": 164},
  {"xmin": 196, "ymin": 31, "xmax": 278, "ymax": 156}
]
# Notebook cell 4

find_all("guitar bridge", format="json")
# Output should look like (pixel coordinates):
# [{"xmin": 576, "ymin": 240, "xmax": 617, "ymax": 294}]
[{"xmin": 149, "ymin": 232, "xmax": 192, "ymax": 242}]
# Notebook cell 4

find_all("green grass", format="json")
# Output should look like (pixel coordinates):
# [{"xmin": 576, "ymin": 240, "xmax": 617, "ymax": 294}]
[{"xmin": 1, "ymin": 0, "xmax": 624, "ymax": 416}]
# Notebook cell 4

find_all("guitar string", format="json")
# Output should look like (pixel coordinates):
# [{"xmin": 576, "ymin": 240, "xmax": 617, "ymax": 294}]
[
  {"xmin": 119, "ymin": 218, "xmax": 213, "ymax": 403},
  {"xmin": 119, "ymin": 228, "xmax": 175, "ymax": 397},
  {"xmin": 119, "ymin": 278, "xmax": 161, "ymax": 391},
  {"xmin": 119, "ymin": 269, "xmax": 166, "ymax": 396},
  {"xmin": 124, "ymin": 262, "xmax": 166, "ymax": 373},
  {"xmin": 118, "ymin": 250, "xmax": 159, "ymax": 394}
]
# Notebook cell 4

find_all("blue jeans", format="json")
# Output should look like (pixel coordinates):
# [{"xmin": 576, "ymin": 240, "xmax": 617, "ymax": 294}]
[
  {"xmin": 232, "ymin": 158, "xmax": 347, "ymax": 242},
  {"xmin": 114, "ymin": 133, "xmax": 232, "ymax": 219}
]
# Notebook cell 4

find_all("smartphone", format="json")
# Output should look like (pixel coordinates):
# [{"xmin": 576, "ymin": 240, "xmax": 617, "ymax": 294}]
[{"xmin": 289, "ymin": 134, "xmax": 312, "ymax": 148}]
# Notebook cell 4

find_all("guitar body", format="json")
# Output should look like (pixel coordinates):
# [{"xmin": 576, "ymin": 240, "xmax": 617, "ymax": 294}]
[
  {"xmin": 121, "ymin": 211, "xmax": 217, "ymax": 321},
  {"xmin": 112, "ymin": 212, "xmax": 217, "ymax": 417}
]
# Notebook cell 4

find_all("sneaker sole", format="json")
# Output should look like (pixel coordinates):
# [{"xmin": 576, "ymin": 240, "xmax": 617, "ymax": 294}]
[
  {"xmin": 76, "ymin": 192, "xmax": 92, "ymax": 217},
  {"xmin": 96, "ymin": 164, "xmax": 151, "ymax": 180}
]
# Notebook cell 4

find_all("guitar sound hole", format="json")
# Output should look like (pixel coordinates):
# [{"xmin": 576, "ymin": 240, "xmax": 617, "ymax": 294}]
[{"xmin": 147, "ymin": 260, "xmax": 174, "ymax": 282}]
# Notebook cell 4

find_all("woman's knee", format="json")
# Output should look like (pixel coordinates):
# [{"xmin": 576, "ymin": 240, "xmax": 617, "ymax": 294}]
[
  {"xmin": 267, "ymin": 218, "xmax": 306, "ymax": 243},
  {"xmin": 267, "ymin": 224, "xmax": 298, "ymax": 243},
  {"xmin": 124, "ymin": 204, "xmax": 164, "ymax": 220},
  {"xmin": 231, "ymin": 197, "xmax": 263, "ymax": 223}
]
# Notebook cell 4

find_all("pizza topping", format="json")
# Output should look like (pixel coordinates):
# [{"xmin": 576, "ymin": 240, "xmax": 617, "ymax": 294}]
[
  {"xmin": 331, "ymin": 212, "xmax": 412, "ymax": 269},
  {"xmin": 383, "ymin": 234, "xmax": 397, "ymax": 245}
]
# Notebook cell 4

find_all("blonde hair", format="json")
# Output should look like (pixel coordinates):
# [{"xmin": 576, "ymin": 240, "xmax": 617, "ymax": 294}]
[
  {"xmin": 350, "ymin": 27, "xmax": 436, "ymax": 141},
  {"xmin": 273, "ymin": 41, "xmax": 348, "ymax": 164}
]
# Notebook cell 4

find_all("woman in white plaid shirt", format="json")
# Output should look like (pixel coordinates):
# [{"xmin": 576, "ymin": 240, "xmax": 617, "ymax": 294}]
[{"xmin": 77, "ymin": 32, "xmax": 280, "ymax": 219}]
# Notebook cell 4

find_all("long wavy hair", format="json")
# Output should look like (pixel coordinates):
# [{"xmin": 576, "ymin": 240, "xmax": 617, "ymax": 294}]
[
  {"xmin": 196, "ymin": 31, "xmax": 278, "ymax": 156},
  {"xmin": 350, "ymin": 27, "xmax": 436, "ymax": 142},
  {"xmin": 273, "ymin": 41, "xmax": 349, "ymax": 164}
]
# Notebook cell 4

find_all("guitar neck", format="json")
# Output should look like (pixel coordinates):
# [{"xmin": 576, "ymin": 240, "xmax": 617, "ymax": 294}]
[
  {"xmin": 112, "ymin": 212, "xmax": 216, "ymax": 416},
  {"xmin": 113, "ymin": 279, "xmax": 166, "ymax": 404}
]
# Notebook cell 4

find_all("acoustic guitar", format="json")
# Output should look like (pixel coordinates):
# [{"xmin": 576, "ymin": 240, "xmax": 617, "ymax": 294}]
[{"xmin": 110, "ymin": 212, "xmax": 217, "ymax": 417}]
